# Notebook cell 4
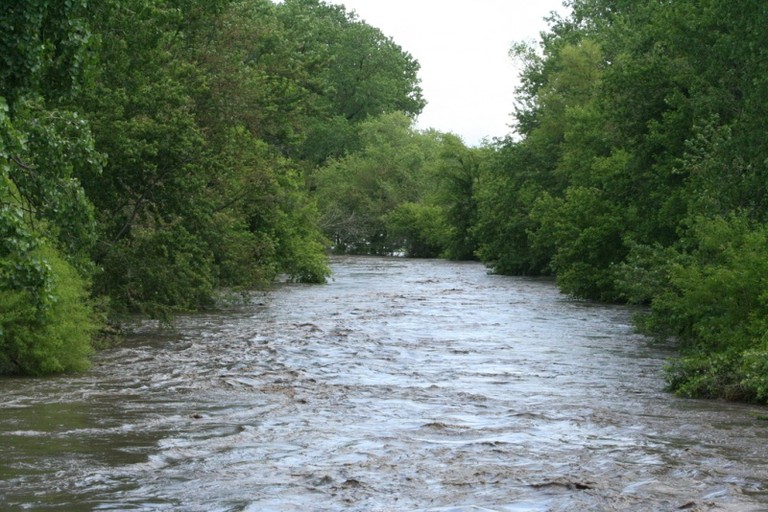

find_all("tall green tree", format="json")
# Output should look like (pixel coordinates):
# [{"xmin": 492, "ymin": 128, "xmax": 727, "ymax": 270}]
[
  {"xmin": 78, "ymin": 0, "xmax": 220, "ymax": 315},
  {"xmin": 77, "ymin": 0, "xmax": 336, "ymax": 316},
  {"xmin": 0, "ymin": 1, "xmax": 101, "ymax": 374},
  {"xmin": 276, "ymin": 0, "xmax": 425, "ymax": 164},
  {"xmin": 314, "ymin": 114, "xmax": 482, "ymax": 258}
]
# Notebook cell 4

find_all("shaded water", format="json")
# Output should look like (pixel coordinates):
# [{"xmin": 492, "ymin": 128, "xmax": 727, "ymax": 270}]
[{"xmin": 2, "ymin": 256, "xmax": 768, "ymax": 511}]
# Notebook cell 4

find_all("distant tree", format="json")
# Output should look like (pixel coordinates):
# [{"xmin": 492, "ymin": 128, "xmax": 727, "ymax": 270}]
[
  {"xmin": 315, "ymin": 114, "xmax": 483, "ymax": 258},
  {"xmin": 315, "ymin": 113, "xmax": 433, "ymax": 254},
  {"xmin": 433, "ymin": 134, "xmax": 482, "ymax": 260},
  {"xmin": 277, "ymin": 0, "xmax": 425, "ymax": 164}
]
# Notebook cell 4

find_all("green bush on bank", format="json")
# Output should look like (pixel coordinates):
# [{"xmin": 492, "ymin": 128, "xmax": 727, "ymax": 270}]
[
  {"xmin": 637, "ymin": 215, "xmax": 768, "ymax": 402},
  {"xmin": 0, "ymin": 243, "xmax": 97, "ymax": 376}
]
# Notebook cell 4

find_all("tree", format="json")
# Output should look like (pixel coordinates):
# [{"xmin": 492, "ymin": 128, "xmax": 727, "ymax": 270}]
[
  {"xmin": 0, "ymin": 1, "xmax": 101, "ymax": 374},
  {"xmin": 315, "ymin": 113, "xmax": 440, "ymax": 254},
  {"xmin": 276, "ymin": 0, "xmax": 425, "ymax": 164},
  {"xmin": 432, "ymin": 133, "xmax": 482, "ymax": 260},
  {"xmin": 474, "ymin": 0, "xmax": 768, "ymax": 401},
  {"xmin": 75, "ymin": 0, "xmax": 334, "ymax": 316}
]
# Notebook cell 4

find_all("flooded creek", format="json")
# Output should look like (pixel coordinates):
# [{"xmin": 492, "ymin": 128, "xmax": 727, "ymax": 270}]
[{"xmin": 2, "ymin": 255, "xmax": 768, "ymax": 511}]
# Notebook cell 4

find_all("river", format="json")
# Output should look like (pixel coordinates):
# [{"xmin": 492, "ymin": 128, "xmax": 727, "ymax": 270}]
[{"xmin": 2, "ymin": 256, "xmax": 768, "ymax": 511}]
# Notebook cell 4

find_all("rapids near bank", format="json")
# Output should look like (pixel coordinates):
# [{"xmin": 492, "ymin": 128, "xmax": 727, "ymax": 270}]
[{"xmin": 2, "ymin": 256, "xmax": 768, "ymax": 511}]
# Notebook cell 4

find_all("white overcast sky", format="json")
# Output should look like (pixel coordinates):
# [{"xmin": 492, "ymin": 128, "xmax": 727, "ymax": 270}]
[{"xmin": 328, "ymin": 0, "xmax": 569, "ymax": 146}]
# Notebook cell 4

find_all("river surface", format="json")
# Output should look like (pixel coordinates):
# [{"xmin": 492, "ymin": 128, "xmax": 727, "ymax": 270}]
[{"xmin": 2, "ymin": 256, "xmax": 768, "ymax": 511}]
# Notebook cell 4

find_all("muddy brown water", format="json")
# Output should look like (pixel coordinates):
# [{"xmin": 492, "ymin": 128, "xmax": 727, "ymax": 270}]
[{"xmin": 2, "ymin": 256, "xmax": 768, "ymax": 511}]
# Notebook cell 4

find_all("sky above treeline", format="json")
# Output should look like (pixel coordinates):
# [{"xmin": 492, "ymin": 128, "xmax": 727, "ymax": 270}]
[{"xmin": 328, "ymin": 0, "xmax": 570, "ymax": 146}]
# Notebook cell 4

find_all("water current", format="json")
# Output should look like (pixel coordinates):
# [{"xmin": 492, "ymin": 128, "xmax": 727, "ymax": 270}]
[{"xmin": 2, "ymin": 256, "xmax": 768, "ymax": 511}]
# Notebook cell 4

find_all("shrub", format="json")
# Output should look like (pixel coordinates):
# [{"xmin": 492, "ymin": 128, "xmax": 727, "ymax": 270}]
[
  {"xmin": 664, "ymin": 350, "xmax": 745, "ymax": 401},
  {"xmin": 0, "ymin": 244, "xmax": 97, "ymax": 375},
  {"xmin": 651, "ymin": 215, "xmax": 768, "ymax": 402}
]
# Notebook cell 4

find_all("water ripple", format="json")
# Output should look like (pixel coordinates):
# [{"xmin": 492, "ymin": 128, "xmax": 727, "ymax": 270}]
[{"xmin": 1, "ymin": 256, "xmax": 767, "ymax": 511}]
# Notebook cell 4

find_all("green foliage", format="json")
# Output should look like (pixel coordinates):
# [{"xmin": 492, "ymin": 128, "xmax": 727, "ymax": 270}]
[
  {"xmin": 0, "ymin": 243, "xmax": 96, "ymax": 376},
  {"xmin": 612, "ymin": 242, "xmax": 677, "ymax": 305},
  {"xmin": 271, "ymin": 0, "xmax": 425, "ymax": 163},
  {"xmin": 9, "ymin": 98, "xmax": 100, "ymax": 267},
  {"xmin": 384, "ymin": 203, "xmax": 448, "ymax": 258},
  {"xmin": 77, "ymin": 0, "xmax": 347, "ymax": 313},
  {"xmin": 315, "ymin": 113, "xmax": 434, "ymax": 254},
  {"xmin": 471, "ymin": 0, "xmax": 768, "ymax": 401},
  {"xmin": 740, "ymin": 343, "xmax": 768, "ymax": 402},
  {"xmin": 0, "ymin": 0, "xmax": 93, "ymax": 102},
  {"xmin": 665, "ymin": 337, "xmax": 768, "ymax": 403},
  {"xmin": 643, "ymin": 215, "xmax": 768, "ymax": 349},
  {"xmin": 631, "ymin": 215, "xmax": 768, "ymax": 401},
  {"xmin": 663, "ymin": 350, "xmax": 744, "ymax": 401},
  {"xmin": 277, "ymin": 0, "xmax": 425, "ymax": 122},
  {"xmin": 197, "ymin": 0, "xmax": 322, "ymax": 153},
  {"xmin": 270, "ymin": 165, "xmax": 331, "ymax": 283},
  {"xmin": 96, "ymin": 221, "xmax": 216, "ymax": 318},
  {"xmin": 202, "ymin": 128, "xmax": 289, "ymax": 289},
  {"xmin": 530, "ymin": 186, "xmax": 626, "ymax": 301},
  {"xmin": 474, "ymin": 141, "xmax": 559, "ymax": 276},
  {"xmin": 432, "ymin": 134, "xmax": 481, "ymax": 260},
  {"xmin": 0, "ymin": 0, "xmax": 102, "ymax": 375},
  {"xmin": 314, "ymin": 114, "xmax": 480, "ymax": 258}
]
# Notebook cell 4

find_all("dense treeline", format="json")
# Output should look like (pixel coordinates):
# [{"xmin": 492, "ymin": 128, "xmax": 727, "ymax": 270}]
[
  {"xmin": 0, "ymin": 0, "xmax": 423, "ymax": 375},
  {"xmin": 474, "ymin": 0, "xmax": 768, "ymax": 402},
  {"xmin": 314, "ymin": 113, "xmax": 481, "ymax": 259},
  {"xmin": 4, "ymin": 0, "xmax": 766, "ymax": 404}
]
